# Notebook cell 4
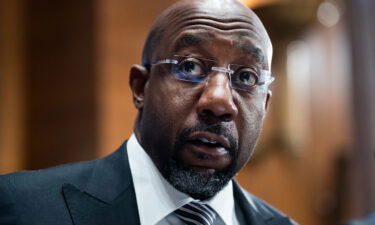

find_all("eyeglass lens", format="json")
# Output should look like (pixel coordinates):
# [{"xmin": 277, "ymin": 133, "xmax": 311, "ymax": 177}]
[{"xmin": 171, "ymin": 55, "xmax": 263, "ymax": 92}]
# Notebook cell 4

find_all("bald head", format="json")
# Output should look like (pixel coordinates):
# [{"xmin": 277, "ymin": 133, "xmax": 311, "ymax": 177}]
[{"xmin": 142, "ymin": 0, "xmax": 272, "ymax": 69}]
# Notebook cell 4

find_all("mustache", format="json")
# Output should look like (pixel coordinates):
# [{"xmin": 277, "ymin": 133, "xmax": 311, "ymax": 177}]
[{"xmin": 175, "ymin": 123, "xmax": 238, "ymax": 156}]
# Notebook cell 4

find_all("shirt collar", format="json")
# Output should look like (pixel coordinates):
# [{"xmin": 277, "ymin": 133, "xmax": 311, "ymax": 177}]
[{"xmin": 127, "ymin": 134, "xmax": 236, "ymax": 225}]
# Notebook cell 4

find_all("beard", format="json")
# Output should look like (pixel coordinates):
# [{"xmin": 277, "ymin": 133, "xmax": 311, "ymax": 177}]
[{"xmin": 161, "ymin": 123, "xmax": 239, "ymax": 200}]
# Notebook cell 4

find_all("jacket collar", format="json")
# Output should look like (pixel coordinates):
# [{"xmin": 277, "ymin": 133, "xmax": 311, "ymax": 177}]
[{"xmin": 62, "ymin": 142, "xmax": 140, "ymax": 225}]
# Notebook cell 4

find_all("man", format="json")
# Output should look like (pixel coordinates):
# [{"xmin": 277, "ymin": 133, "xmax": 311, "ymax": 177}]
[{"xmin": 0, "ymin": 0, "xmax": 297, "ymax": 224}]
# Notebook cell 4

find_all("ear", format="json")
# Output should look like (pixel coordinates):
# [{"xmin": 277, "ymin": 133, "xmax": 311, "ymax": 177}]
[
  {"xmin": 264, "ymin": 90, "xmax": 272, "ymax": 112},
  {"xmin": 129, "ymin": 64, "xmax": 149, "ymax": 110}
]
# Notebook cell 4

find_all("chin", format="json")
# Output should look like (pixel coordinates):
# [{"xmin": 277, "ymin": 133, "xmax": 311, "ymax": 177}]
[{"xmin": 162, "ymin": 158, "xmax": 237, "ymax": 200}]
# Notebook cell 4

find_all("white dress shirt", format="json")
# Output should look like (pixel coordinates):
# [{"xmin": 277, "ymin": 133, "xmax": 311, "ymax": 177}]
[{"xmin": 127, "ymin": 134, "xmax": 240, "ymax": 225}]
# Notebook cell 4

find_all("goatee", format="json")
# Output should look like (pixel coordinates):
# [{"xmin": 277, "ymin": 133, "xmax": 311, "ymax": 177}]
[{"xmin": 162, "ymin": 124, "xmax": 238, "ymax": 200}]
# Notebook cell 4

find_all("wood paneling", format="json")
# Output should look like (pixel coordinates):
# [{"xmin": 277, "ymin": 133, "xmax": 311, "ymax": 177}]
[
  {"xmin": 0, "ymin": 0, "xmax": 25, "ymax": 173},
  {"xmin": 95, "ymin": 0, "xmax": 176, "ymax": 156},
  {"xmin": 24, "ymin": 0, "xmax": 98, "ymax": 169}
]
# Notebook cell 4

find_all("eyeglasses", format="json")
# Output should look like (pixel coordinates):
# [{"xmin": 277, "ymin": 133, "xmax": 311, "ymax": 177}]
[{"xmin": 151, "ymin": 55, "xmax": 275, "ymax": 92}]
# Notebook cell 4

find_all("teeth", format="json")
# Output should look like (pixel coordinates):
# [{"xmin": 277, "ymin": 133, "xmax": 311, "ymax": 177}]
[{"xmin": 199, "ymin": 138, "xmax": 217, "ymax": 145}]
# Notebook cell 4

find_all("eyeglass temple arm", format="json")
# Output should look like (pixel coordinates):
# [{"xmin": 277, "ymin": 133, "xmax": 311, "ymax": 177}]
[{"xmin": 152, "ymin": 59, "xmax": 178, "ymax": 65}]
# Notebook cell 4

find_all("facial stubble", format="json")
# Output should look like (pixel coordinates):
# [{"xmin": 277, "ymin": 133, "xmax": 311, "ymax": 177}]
[{"xmin": 161, "ymin": 124, "xmax": 239, "ymax": 200}]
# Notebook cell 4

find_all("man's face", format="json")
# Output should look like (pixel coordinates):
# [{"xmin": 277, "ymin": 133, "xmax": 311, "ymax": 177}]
[{"xmin": 131, "ymin": 0, "xmax": 272, "ymax": 200}]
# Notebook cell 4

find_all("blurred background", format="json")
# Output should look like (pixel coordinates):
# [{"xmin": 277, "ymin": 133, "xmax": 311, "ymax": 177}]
[{"xmin": 0, "ymin": 0, "xmax": 374, "ymax": 224}]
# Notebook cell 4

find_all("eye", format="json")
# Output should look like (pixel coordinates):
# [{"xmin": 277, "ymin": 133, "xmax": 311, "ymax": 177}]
[
  {"xmin": 173, "ymin": 58, "xmax": 206, "ymax": 82},
  {"xmin": 235, "ymin": 69, "xmax": 258, "ymax": 87}
]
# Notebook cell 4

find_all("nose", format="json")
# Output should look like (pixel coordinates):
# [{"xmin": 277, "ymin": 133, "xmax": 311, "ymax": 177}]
[{"xmin": 196, "ymin": 73, "xmax": 238, "ymax": 122}]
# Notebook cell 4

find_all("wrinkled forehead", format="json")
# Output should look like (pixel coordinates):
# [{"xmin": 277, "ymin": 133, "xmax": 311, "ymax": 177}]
[{"xmin": 150, "ymin": 0, "xmax": 272, "ymax": 66}]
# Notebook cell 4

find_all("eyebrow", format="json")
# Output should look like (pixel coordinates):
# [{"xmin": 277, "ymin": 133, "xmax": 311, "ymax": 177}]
[
  {"xmin": 237, "ymin": 42, "xmax": 265, "ymax": 66},
  {"xmin": 174, "ymin": 33, "xmax": 210, "ymax": 52}
]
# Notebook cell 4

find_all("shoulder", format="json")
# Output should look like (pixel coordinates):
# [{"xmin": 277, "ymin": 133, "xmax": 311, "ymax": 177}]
[
  {"xmin": 0, "ymin": 159, "xmax": 97, "ymax": 224},
  {"xmin": 0, "ymin": 158, "xmax": 96, "ymax": 192},
  {"xmin": 0, "ymin": 141, "xmax": 127, "ymax": 193},
  {"xmin": 0, "ymin": 158, "xmax": 99, "ymax": 214},
  {"xmin": 0, "ymin": 142, "xmax": 128, "ymax": 224}
]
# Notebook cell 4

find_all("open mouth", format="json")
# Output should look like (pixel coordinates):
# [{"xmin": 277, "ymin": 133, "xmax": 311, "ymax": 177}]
[
  {"xmin": 178, "ymin": 131, "xmax": 232, "ymax": 170},
  {"xmin": 190, "ymin": 137, "xmax": 226, "ymax": 149},
  {"xmin": 187, "ymin": 131, "xmax": 230, "ymax": 154}
]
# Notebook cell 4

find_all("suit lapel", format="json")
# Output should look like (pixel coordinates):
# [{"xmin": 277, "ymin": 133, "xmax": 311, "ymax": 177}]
[
  {"xmin": 233, "ymin": 180, "xmax": 292, "ymax": 225},
  {"xmin": 62, "ymin": 142, "xmax": 140, "ymax": 225},
  {"xmin": 62, "ymin": 183, "xmax": 112, "ymax": 225}
]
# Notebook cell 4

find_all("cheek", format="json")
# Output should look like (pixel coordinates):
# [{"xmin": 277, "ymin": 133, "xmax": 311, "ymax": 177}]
[
  {"xmin": 143, "ymin": 79, "xmax": 196, "ymax": 138},
  {"xmin": 235, "ymin": 96, "xmax": 266, "ymax": 165},
  {"xmin": 241, "ymin": 102, "xmax": 265, "ymax": 135},
  {"xmin": 139, "ymin": 79, "xmax": 192, "ymax": 167},
  {"xmin": 163, "ymin": 79, "xmax": 202, "ymax": 119}
]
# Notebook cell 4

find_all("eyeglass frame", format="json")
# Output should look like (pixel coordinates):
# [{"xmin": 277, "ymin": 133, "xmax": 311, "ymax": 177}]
[{"xmin": 150, "ymin": 55, "xmax": 275, "ymax": 93}]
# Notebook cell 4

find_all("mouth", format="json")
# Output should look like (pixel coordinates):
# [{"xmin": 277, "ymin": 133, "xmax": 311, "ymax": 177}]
[
  {"xmin": 179, "ymin": 131, "xmax": 232, "ymax": 170},
  {"xmin": 189, "ymin": 132, "xmax": 230, "ymax": 153}
]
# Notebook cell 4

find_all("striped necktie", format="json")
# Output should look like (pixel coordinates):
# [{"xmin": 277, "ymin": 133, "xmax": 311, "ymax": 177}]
[{"xmin": 174, "ymin": 201, "xmax": 216, "ymax": 225}]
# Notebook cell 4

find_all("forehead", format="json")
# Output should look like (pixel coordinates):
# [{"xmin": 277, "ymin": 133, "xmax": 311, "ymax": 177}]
[{"xmin": 155, "ymin": 3, "xmax": 271, "ymax": 67}]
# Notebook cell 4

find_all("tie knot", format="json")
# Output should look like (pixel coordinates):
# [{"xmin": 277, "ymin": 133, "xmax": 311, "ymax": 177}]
[{"xmin": 174, "ymin": 202, "xmax": 216, "ymax": 225}]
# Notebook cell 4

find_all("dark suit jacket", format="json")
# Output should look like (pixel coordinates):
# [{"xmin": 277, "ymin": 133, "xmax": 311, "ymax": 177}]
[{"xmin": 0, "ymin": 142, "xmax": 297, "ymax": 225}]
